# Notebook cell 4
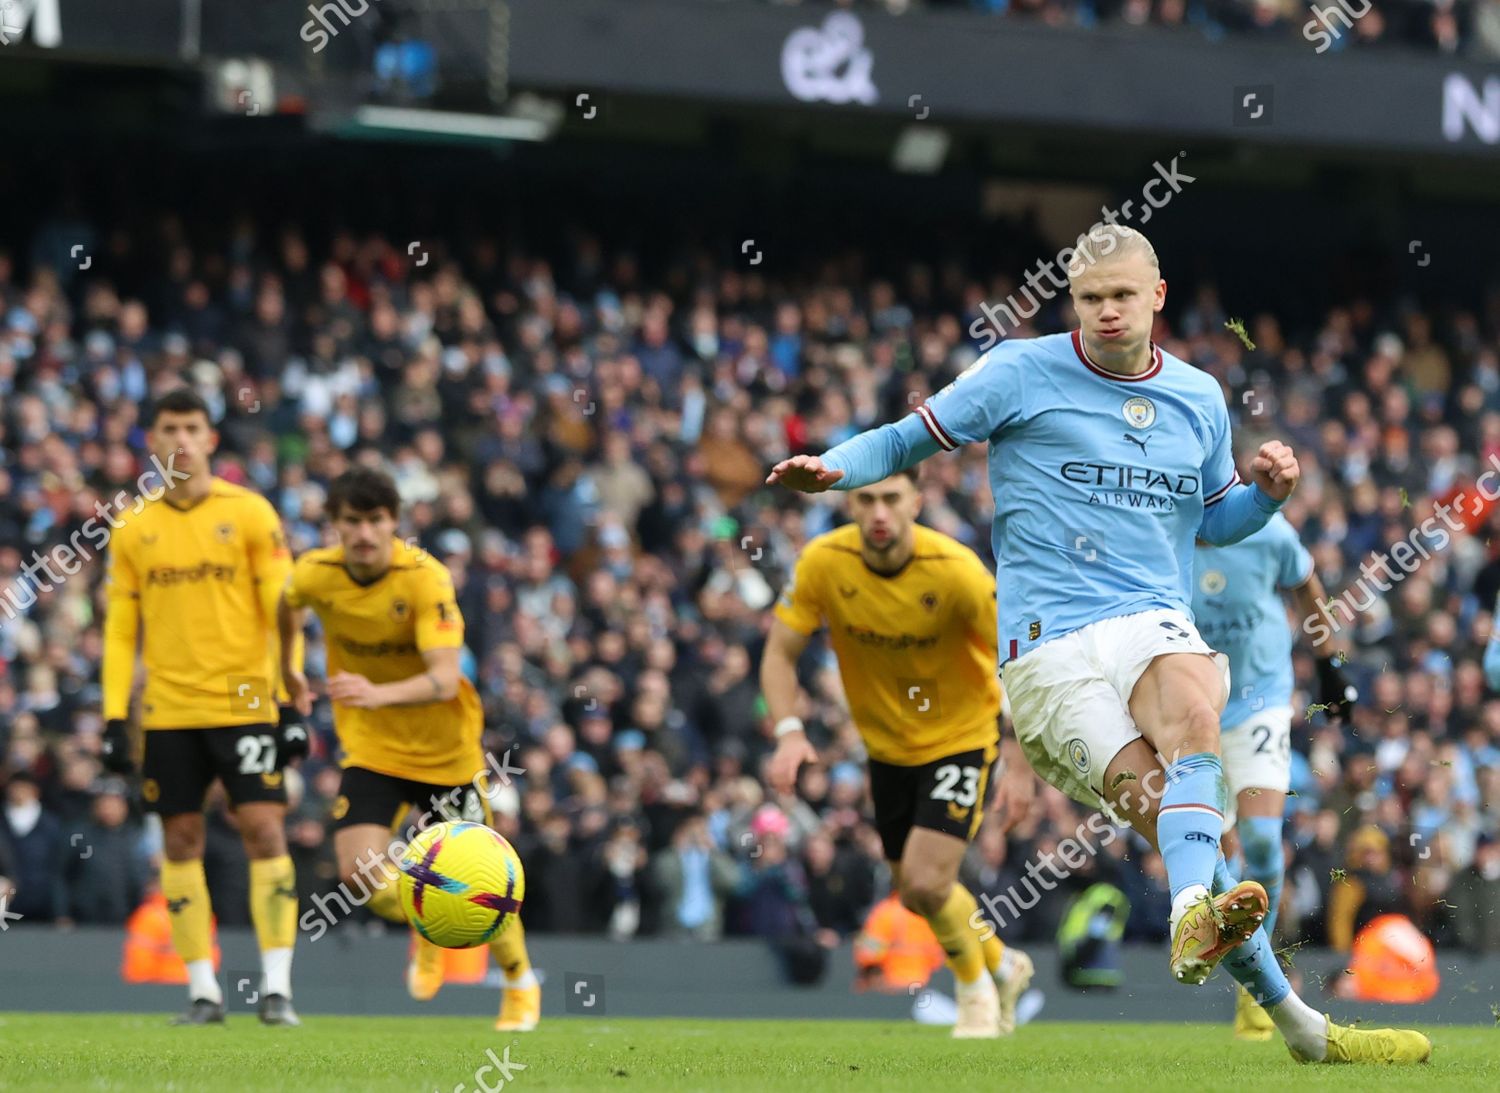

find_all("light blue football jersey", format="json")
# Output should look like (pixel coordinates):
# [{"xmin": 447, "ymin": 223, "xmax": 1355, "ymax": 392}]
[
  {"xmin": 1191, "ymin": 514, "xmax": 1314, "ymax": 729},
  {"xmin": 820, "ymin": 330, "xmax": 1282, "ymax": 662}
]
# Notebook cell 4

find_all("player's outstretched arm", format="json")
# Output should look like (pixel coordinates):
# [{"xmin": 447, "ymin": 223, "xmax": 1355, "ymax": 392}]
[
  {"xmin": 1198, "ymin": 441, "xmax": 1300, "ymax": 546},
  {"xmin": 760, "ymin": 619, "xmax": 818, "ymax": 795},
  {"xmin": 768, "ymin": 413, "xmax": 940, "ymax": 493}
]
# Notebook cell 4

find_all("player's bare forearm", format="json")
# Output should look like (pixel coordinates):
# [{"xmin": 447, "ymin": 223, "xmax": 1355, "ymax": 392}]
[
  {"xmin": 994, "ymin": 734, "xmax": 1036, "ymax": 832},
  {"xmin": 761, "ymin": 621, "xmax": 819, "ymax": 794},
  {"xmin": 1292, "ymin": 572, "xmax": 1347, "ymax": 656},
  {"xmin": 276, "ymin": 597, "xmax": 304, "ymax": 684},
  {"xmin": 759, "ymin": 621, "xmax": 810, "ymax": 726},
  {"xmin": 356, "ymin": 648, "xmax": 461, "ymax": 707}
]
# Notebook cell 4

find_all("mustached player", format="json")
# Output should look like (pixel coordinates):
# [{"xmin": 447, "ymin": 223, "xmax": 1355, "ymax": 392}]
[
  {"xmin": 1193, "ymin": 512, "xmax": 1357, "ymax": 1039},
  {"xmin": 278, "ymin": 468, "xmax": 539, "ymax": 1032},
  {"xmin": 769, "ymin": 225, "xmax": 1427, "ymax": 1064}
]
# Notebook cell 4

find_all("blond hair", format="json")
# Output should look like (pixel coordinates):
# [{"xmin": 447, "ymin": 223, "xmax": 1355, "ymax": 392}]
[{"xmin": 1066, "ymin": 224, "xmax": 1160, "ymax": 281}]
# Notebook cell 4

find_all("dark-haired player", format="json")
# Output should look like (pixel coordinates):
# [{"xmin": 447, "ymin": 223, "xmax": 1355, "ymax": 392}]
[
  {"xmin": 102, "ymin": 387, "xmax": 303, "ymax": 1026},
  {"xmin": 760, "ymin": 467, "xmax": 1035, "ymax": 1039},
  {"xmin": 278, "ymin": 467, "xmax": 539, "ymax": 1032}
]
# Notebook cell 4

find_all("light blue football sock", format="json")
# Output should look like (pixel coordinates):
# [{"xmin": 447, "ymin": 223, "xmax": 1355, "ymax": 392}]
[
  {"xmin": 1221, "ymin": 924, "xmax": 1292, "ymax": 1008},
  {"xmin": 1212, "ymin": 854, "xmax": 1238, "ymax": 892},
  {"xmin": 1157, "ymin": 753, "xmax": 1227, "ymax": 900},
  {"xmin": 1237, "ymin": 816, "xmax": 1285, "ymax": 942}
]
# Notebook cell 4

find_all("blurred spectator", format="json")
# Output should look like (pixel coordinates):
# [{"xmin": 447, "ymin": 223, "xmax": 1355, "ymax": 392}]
[
  {"xmin": 2, "ymin": 771, "xmax": 64, "ymax": 922},
  {"xmin": 1119, "ymin": 849, "xmax": 1172, "ymax": 943},
  {"xmin": 649, "ymin": 811, "xmax": 741, "ymax": 940},
  {"xmin": 803, "ymin": 830, "xmax": 877, "ymax": 936},
  {"xmin": 57, "ymin": 778, "xmax": 151, "ymax": 925},
  {"xmin": 1449, "ymin": 833, "xmax": 1500, "ymax": 952},
  {"xmin": 1327, "ymin": 826, "xmax": 1403, "ymax": 952}
]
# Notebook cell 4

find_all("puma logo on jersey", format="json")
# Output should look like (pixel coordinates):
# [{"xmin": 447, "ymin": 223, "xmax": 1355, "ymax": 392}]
[
  {"xmin": 1122, "ymin": 432, "xmax": 1150, "ymax": 455},
  {"xmin": 273, "ymin": 885, "xmax": 298, "ymax": 901},
  {"xmin": 166, "ymin": 897, "xmax": 191, "ymax": 914}
]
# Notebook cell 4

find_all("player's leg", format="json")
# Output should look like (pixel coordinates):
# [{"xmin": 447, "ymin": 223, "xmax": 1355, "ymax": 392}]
[
  {"xmin": 1010, "ymin": 616, "xmax": 1258, "ymax": 990},
  {"xmin": 912, "ymin": 743, "xmax": 1033, "ymax": 1033},
  {"xmin": 332, "ymin": 820, "xmax": 407, "ymax": 926},
  {"xmin": 143, "ymin": 729, "xmax": 224, "ymax": 1023},
  {"xmin": 1127, "ymin": 650, "xmax": 1233, "ymax": 941},
  {"xmin": 1104, "ymin": 740, "xmax": 1429, "ymax": 1064},
  {"xmin": 330, "ymin": 768, "xmax": 448, "ymax": 1000},
  {"xmin": 898, "ymin": 830, "xmax": 988, "ymax": 980},
  {"xmin": 1220, "ymin": 709, "xmax": 1292, "ymax": 1040},
  {"xmin": 1220, "ymin": 708, "xmax": 1292, "ymax": 944},
  {"xmin": 217, "ymin": 725, "xmax": 299, "ymax": 1025},
  {"xmin": 874, "ymin": 752, "xmax": 1000, "ymax": 1038},
  {"xmin": 458, "ymin": 784, "xmax": 540, "ymax": 1033}
]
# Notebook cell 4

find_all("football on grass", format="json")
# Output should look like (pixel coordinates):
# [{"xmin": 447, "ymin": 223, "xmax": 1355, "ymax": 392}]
[{"xmin": 396, "ymin": 820, "xmax": 525, "ymax": 948}]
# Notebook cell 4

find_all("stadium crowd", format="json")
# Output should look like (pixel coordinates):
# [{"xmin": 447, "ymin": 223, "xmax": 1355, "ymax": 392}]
[
  {"xmin": 767, "ymin": 0, "xmax": 1500, "ymax": 57},
  {"xmin": 2, "ymin": 204, "xmax": 1500, "ymax": 978}
]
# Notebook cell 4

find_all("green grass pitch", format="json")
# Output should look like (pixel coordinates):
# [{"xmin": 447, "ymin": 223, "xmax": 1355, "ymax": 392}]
[{"xmin": 2, "ymin": 1014, "xmax": 1493, "ymax": 1092}]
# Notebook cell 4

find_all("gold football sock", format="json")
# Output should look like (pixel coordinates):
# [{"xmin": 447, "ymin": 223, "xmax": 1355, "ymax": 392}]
[
  {"xmin": 981, "ymin": 931, "xmax": 1006, "ymax": 978},
  {"xmin": 490, "ymin": 919, "xmax": 533, "ymax": 985},
  {"xmin": 928, "ymin": 884, "xmax": 987, "ymax": 985},
  {"xmin": 248, "ymin": 855, "xmax": 299, "ymax": 952},
  {"xmin": 161, "ymin": 858, "xmax": 215, "ymax": 963}
]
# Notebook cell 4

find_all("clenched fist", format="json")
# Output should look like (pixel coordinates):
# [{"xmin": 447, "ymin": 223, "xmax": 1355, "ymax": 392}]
[{"xmin": 1251, "ymin": 440, "xmax": 1300, "ymax": 502}]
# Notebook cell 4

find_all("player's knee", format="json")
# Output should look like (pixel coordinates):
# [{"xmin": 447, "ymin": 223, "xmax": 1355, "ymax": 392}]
[
  {"xmin": 1161, "ymin": 703, "xmax": 1220, "ymax": 762},
  {"xmin": 241, "ymin": 819, "xmax": 288, "ymax": 860},
  {"xmin": 161, "ymin": 815, "xmax": 205, "ymax": 861},
  {"xmin": 898, "ymin": 874, "xmax": 948, "ymax": 918},
  {"xmin": 1237, "ymin": 818, "xmax": 1284, "ymax": 877}
]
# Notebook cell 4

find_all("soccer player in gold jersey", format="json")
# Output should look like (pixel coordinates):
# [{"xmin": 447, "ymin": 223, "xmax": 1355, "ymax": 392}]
[
  {"xmin": 101, "ymin": 388, "xmax": 302, "ymax": 1026},
  {"xmin": 760, "ymin": 468, "xmax": 1035, "ymax": 1038},
  {"xmin": 278, "ymin": 467, "xmax": 539, "ymax": 1032}
]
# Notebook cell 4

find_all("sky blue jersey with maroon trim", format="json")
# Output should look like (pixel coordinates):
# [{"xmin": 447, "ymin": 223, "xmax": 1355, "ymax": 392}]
[{"xmin": 821, "ymin": 331, "xmax": 1282, "ymax": 663}]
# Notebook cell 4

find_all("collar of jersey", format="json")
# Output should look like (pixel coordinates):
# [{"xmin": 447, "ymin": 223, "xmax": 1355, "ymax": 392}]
[{"xmin": 1071, "ymin": 329, "xmax": 1163, "ymax": 382}]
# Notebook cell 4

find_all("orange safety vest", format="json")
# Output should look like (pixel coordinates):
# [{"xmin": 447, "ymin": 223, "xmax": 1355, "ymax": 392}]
[
  {"xmin": 1344, "ymin": 914, "xmax": 1440, "ymax": 1003},
  {"xmin": 121, "ymin": 891, "xmax": 221, "ymax": 984},
  {"xmin": 854, "ymin": 894, "xmax": 946, "ymax": 992}
]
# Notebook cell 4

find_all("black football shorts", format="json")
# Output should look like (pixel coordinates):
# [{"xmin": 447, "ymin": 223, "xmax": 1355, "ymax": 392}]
[
  {"xmin": 140, "ymin": 724, "xmax": 287, "ymax": 815},
  {"xmin": 330, "ymin": 765, "xmax": 492, "ymax": 832},
  {"xmin": 867, "ymin": 743, "xmax": 998, "ymax": 861}
]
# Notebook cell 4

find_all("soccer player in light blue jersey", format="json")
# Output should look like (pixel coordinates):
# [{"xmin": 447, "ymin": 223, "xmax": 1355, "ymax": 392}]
[
  {"xmin": 1192, "ymin": 512, "xmax": 1357, "ymax": 1039},
  {"xmin": 769, "ymin": 226, "xmax": 1428, "ymax": 1064}
]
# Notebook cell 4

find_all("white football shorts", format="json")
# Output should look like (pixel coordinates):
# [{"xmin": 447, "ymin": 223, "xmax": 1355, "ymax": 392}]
[
  {"xmin": 1219, "ymin": 705, "xmax": 1293, "ymax": 827},
  {"xmin": 1001, "ymin": 608, "xmax": 1227, "ymax": 810}
]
